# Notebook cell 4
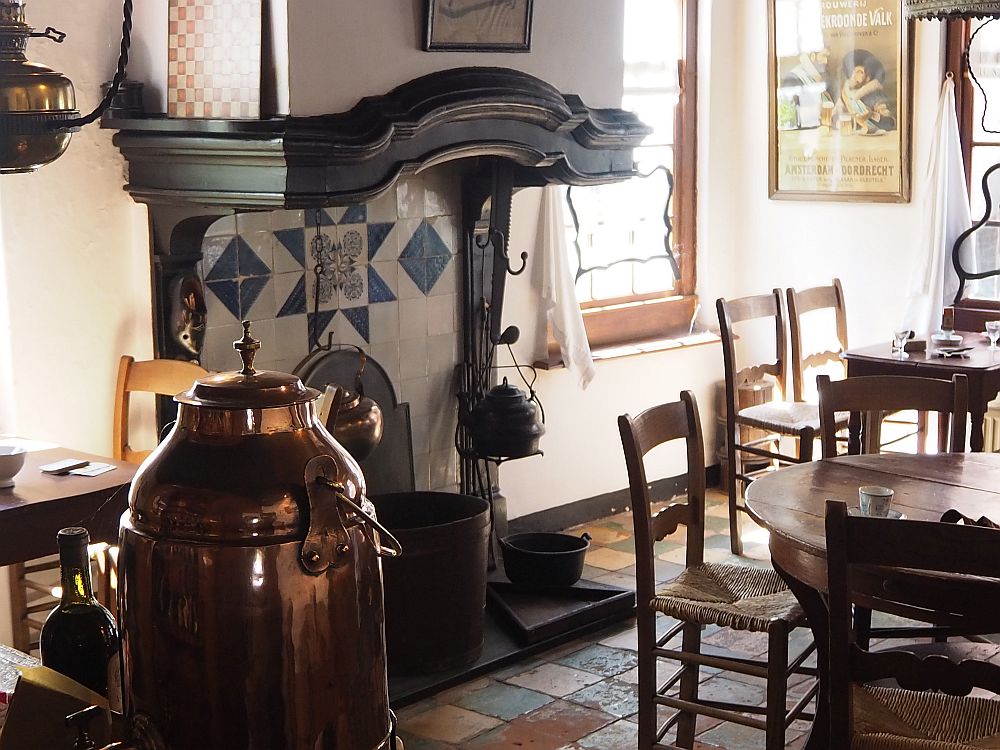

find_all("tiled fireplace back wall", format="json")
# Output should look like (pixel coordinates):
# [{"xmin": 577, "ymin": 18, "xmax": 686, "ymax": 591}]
[{"xmin": 198, "ymin": 171, "xmax": 463, "ymax": 492}]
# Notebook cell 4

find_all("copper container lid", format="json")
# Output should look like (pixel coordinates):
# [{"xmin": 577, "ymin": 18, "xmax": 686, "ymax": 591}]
[{"xmin": 176, "ymin": 321, "xmax": 320, "ymax": 409}]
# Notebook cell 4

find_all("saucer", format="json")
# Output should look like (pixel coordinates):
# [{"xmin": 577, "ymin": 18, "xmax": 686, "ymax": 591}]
[{"xmin": 848, "ymin": 508, "xmax": 906, "ymax": 520}]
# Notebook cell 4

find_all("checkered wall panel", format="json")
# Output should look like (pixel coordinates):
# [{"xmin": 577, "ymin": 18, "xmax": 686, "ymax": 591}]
[{"xmin": 167, "ymin": 0, "xmax": 262, "ymax": 118}]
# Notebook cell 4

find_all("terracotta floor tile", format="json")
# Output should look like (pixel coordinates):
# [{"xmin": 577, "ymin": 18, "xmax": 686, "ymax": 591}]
[
  {"xmin": 565, "ymin": 678, "xmax": 639, "ymax": 718},
  {"xmin": 517, "ymin": 699, "xmax": 618, "ymax": 742},
  {"xmin": 556, "ymin": 644, "xmax": 639, "ymax": 678},
  {"xmin": 505, "ymin": 662, "xmax": 604, "ymax": 697},
  {"xmin": 591, "ymin": 570, "xmax": 638, "ymax": 589},
  {"xmin": 397, "ymin": 733, "xmax": 458, "ymax": 750},
  {"xmin": 572, "ymin": 523, "xmax": 630, "ymax": 545},
  {"xmin": 585, "ymin": 546, "xmax": 637, "ymax": 571},
  {"xmin": 577, "ymin": 718, "xmax": 639, "ymax": 748},
  {"xmin": 464, "ymin": 722, "xmax": 570, "ymax": 750},
  {"xmin": 454, "ymin": 681, "xmax": 554, "ymax": 721},
  {"xmin": 401, "ymin": 704, "xmax": 502, "ymax": 743}
]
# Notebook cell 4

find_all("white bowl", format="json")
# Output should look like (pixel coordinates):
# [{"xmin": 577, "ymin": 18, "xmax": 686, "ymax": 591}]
[{"xmin": 0, "ymin": 446, "xmax": 26, "ymax": 488}]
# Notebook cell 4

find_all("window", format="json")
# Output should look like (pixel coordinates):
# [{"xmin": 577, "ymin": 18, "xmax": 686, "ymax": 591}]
[
  {"xmin": 946, "ymin": 19, "xmax": 1000, "ymax": 308},
  {"xmin": 559, "ymin": 0, "xmax": 697, "ymax": 351}
]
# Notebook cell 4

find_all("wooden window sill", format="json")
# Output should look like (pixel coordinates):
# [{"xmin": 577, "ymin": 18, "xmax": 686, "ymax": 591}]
[{"xmin": 533, "ymin": 330, "xmax": 720, "ymax": 370}]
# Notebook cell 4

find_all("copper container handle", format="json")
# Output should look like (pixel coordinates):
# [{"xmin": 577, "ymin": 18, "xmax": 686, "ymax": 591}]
[{"xmin": 318, "ymin": 476, "xmax": 402, "ymax": 559}]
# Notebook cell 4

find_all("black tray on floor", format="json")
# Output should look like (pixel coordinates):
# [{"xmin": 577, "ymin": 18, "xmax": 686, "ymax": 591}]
[{"xmin": 487, "ymin": 578, "xmax": 636, "ymax": 645}]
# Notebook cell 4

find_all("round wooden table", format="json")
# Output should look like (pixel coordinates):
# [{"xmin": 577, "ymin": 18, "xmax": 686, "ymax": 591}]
[{"xmin": 744, "ymin": 452, "xmax": 1000, "ymax": 750}]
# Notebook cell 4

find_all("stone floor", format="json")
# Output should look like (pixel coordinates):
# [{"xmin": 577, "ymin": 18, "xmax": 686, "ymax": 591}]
[{"xmin": 395, "ymin": 488, "xmax": 817, "ymax": 749}]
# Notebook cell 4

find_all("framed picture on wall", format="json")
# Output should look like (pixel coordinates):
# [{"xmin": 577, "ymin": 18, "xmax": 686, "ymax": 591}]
[
  {"xmin": 425, "ymin": 0, "xmax": 534, "ymax": 52},
  {"xmin": 768, "ymin": 0, "xmax": 912, "ymax": 202}
]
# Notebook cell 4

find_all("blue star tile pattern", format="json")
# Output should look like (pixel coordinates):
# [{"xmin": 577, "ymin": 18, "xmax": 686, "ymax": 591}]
[
  {"xmin": 205, "ymin": 238, "xmax": 239, "ymax": 281},
  {"xmin": 341, "ymin": 307, "xmax": 370, "ymax": 343},
  {"xmin": 274, "ymin": 228, "xmax": 307, "ymax": 268},
  {"xmin": 239, "ymin": 276, "xmax": 269, "ymax": 318},
  {"xmin": 422, "ymin": 222, "xmax": 451, "ymax": 257},
  {"xmin": 277, "ymin": 274, "xmax": 306, "ymax": 317},
  {"xmin": 367, "ymin": 222, "xmax": 394, "ymax": 261},
  {"xmin": 207, "ymin": 279, "xmax": 240, "ymax": 319},
  {"xmin": 399, "ymin": 255, "xmax": 428, "ymax": 295},
  {"xmin": 237, "ymin": 236, "xmax": 271, "ymax": 277},
  {"xmin": 340, "ymin": 204, "xmax": 367, "ymax": 224},
  {"xmin": 305, "ymin": 208, "xmax": 335, "ymax": 228},
  {"xmin": 307, "ymin": 310, "xmax": 338, "ymax": 346},
  {"xmin": 367, "ymin": 266, "xmax": 396, "ymax": 304},
  {"xmin": 399, "ymin": 221, "xmax": 453, "ymax": 295}
]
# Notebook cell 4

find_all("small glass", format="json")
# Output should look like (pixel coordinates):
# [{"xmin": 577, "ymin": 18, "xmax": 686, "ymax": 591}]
[
  {"xmin": 892, "ymin": 327, "xmax": 911, "ymax": 359},
  {"xmin": 987, "ymin": 320, "xmax": 1000, "ymax": 350}
]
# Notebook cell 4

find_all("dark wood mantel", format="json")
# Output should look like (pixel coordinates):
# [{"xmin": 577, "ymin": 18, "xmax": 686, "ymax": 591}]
[{"xmin": 104, "ymin": 67, "xmax": 651, "ymax": 210}]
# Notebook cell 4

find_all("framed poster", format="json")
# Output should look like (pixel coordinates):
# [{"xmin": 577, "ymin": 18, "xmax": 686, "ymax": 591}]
[
  {"xmin": 768, "ymin": 0, "xmax": 912, "ymax": 202},
  {"xmin": 425, "ymin": 0, "xmax": 533, "ymax": 52}
]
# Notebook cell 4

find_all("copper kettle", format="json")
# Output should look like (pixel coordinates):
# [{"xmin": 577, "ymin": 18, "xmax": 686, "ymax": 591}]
[
  {"xmin": 296, "ymin": 340, "xmax": 384, "ymax": 461},
  {"xmin": 324, "ymin": 347, "xmax": 384, "ymax": 460}
]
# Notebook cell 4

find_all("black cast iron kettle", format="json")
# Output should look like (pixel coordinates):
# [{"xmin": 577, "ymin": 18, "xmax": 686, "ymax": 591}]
[{"xmin": 466, "ymin": 377, "xmax": 545, "ymax": 459}]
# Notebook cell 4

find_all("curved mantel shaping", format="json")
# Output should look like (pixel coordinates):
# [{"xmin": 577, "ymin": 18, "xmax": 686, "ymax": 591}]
[{"xmin": 104, "ymin": 67, "xmax": 652, "ymax": 209}]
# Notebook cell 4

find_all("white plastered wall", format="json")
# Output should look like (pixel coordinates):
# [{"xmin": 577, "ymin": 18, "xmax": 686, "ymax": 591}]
[{"xmin": 0, "ymin": 0, "xmax": 154, "ymax": 645}]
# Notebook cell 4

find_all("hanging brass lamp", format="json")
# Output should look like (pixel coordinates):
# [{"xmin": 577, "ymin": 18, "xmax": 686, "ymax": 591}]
[
  {"xmin": 0, "ymin": 0, "xmax": 131, "ymax": 174},
  {"xmin": 904, "ymin": 1, "xmax": 1000, "ymax": 19}
]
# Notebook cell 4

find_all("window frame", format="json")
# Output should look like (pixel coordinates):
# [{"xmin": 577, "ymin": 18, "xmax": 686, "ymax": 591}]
[
  {"xmin": 945, "ymin": 18, "xmax": 1000, "ymax": 317},
  {"xmin": 552, "ymin": 0, "xmax": 698, "ymax": 355}
]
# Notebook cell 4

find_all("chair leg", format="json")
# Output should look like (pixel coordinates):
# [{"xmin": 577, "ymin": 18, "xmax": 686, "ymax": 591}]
[
  {"xmin": 637, "ymin": 608, "xmax": 658, "ymax": 750},
  {"xmin": 765, "ymin": 625, "xmax": 789, "ymax": 750},
  {"xmin": 676, "ymin": 622, "xmax": 702, "ymax": 748},
  {"xmin": 728, "ymin": 425, "xmax": 744, "ymax": 556},
  {"xmin": 854, "ymin": 606, "xmax": 873, "ymax": 650}
]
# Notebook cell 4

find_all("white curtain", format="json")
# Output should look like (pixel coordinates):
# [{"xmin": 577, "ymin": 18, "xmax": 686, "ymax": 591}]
[
  {"xmin": 537, "ymin": 186, "xmax": 596, "ymax": 389},
  {"xmin": 901, "ymin": 77, "xmax": 973, "ymax": 337}
]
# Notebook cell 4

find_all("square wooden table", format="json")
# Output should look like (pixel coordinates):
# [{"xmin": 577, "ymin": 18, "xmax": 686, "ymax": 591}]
[
  {"xmin": 0, "ymin": 446, "xmax": 136, "ymax": 568},
  {"xmin": 842, "ymin": 332, "xmax": 1000, "ymax": 452}
]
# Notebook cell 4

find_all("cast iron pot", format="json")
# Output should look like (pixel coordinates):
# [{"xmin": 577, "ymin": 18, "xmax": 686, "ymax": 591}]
[{"xmin": 499, "ymin": 532, "xmax": 592, "ymax": 588}]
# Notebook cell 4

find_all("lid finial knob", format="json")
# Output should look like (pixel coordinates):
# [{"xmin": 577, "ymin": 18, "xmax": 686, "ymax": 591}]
[{"xmin": 233, "ymin": 320, "xmax": 260, "ymax": 376}]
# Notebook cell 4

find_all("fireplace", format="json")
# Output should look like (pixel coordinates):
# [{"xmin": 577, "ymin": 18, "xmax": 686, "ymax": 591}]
[{"xmin": 105, "ymin": 67, "xmax": 649, "ymax": 493}]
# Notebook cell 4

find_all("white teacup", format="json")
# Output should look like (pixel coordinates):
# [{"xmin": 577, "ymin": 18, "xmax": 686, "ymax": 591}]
[
  {"xmin": 0, "ymin": 446, "xmax": 25, "ymax": 489},
  {"xmin": 859, "ymin": 485, "xmax": 894, "ymax": 517}
]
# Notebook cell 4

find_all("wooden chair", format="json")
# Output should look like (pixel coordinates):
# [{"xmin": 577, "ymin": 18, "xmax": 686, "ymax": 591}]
[
  {"xmin": 619, "ymin": 391, "xmax": 817, "ymax": 750},
  {"xmin": 786, "ymin": 279, "xmax": 849, "ymax": 403},
  {"xmin": 817, "ymin": 374, "xmax": 968, "ymax": 458},
  {"xmin": 825, "ymin": 499, "xmax": 1000, "ymax": 749},
  {"xmin": 113, "ymin": 355, "xmax": 208, "ymax": 463},
  {"xmin": 717, "ymin": 290, "xmax": 828, "ymax": 555},
  {"xmin": 7, "ymin": 356, "xmax": 207, "ymax": 653}
]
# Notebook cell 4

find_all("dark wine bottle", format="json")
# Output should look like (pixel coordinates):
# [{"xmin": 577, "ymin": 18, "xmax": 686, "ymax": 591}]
[{"xmin": 39, "ymin": 527, "xmax": 121, "ymax": 709}]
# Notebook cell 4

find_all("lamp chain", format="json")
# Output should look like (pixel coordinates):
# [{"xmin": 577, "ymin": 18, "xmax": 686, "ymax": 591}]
[{"xmin": 55, "ymin": 0, "xmax": 132, "ymax": 130}]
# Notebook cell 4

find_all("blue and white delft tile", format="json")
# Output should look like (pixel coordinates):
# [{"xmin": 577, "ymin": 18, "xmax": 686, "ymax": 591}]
[
  {"xmin": 337, "ymin": 307, "xmax": 371, "ymax": 345},
  {"xmin": 273, "ymin": 227, "xmax": 307, "ymax": 273},
  {"xmin": 236, "ymin": 235, "xmax": 271, "ymax": 277},
  {"xmin": 399, "ymin": 221, "xmax": 453, "ymax": 296},
  {"xmin": 239, "ymin": 275, "xmax": 274, "ymax": 322},
  {"xmin": 204, "ymin": 236, "xmax": 239, "ymax": 281},
  {"xmin": 274, "ymin": 271, "xmax": 307, "ymax": 318},
  {"xmin": 367, "ymin": 222, "xmax": 396, "ymax": 262},
  {"xmin": 268, "ymin": 209, "xmax": 305, "ymax": 231},
  {"xmin": 204, "ymin": 279, "xmax": 240, "ymax": 325},
  {"xmin": 368, "ymin": 263, "xmax": 397, "ymax": 304},
  {"xmin": 304, "ymin": 207, "xmax": 335, "ymax": 228},
  {"xmin": 239, "ymin": 230, "xmax": 274, "ymax": 273},
  {"xmin": 306, "ymin": 310, "xmax": 338, "ymax": 349},
  {"xmin": 272, "ymin": 313, "xmax": 308, "ymax": 362}
]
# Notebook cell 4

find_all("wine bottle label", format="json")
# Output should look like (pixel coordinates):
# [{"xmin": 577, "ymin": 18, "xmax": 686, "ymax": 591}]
[{"xmin": 107, "ymin": 652, "xmax": 123, "ymax": 713}]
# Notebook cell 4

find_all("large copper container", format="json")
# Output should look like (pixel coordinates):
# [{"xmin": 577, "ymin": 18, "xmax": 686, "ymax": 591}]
[{"xmin": 118, "ymin": 322, "xmax": 400, "ymax": 749}]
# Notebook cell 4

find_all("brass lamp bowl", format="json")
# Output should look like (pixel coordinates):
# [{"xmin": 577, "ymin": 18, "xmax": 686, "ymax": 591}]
[
  {"xmin": 0, "ymin": 58, "xmax": 77, "ymax": 173},
  {"xmin": 0, "ymin": 0, "xmax": 81, "ymax": 173}
]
